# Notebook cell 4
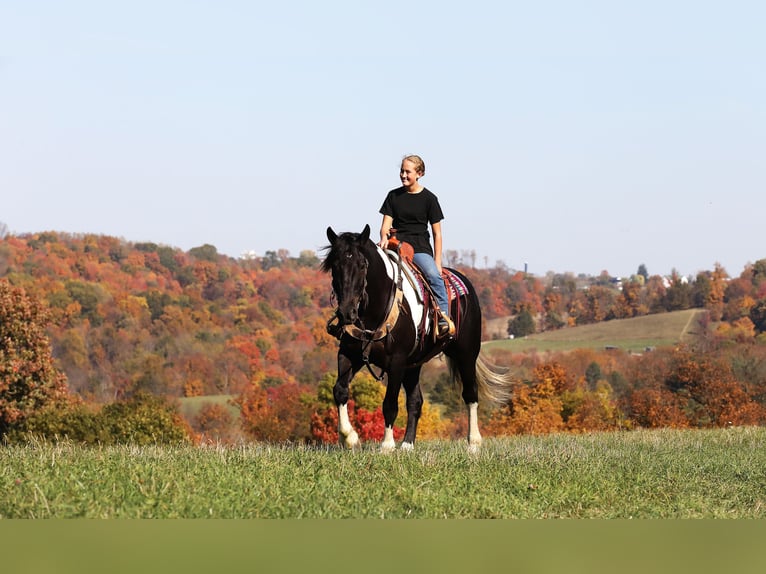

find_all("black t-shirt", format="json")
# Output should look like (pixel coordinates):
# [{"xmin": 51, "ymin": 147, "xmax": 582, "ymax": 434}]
[{"xmin": 379, "ymin": 187, "xmax": 444, "ymax": 256}]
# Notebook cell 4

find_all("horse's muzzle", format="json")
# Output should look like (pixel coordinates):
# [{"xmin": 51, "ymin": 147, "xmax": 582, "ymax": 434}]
[{"xmin": 337, "ymin": 306, "xmax": 358, "ymax": 325}]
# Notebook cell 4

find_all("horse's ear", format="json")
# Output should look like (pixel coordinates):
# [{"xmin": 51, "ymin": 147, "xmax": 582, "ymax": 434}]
[
  {"xmin": 327, "ymin": 227, "xmax": 338, "ymax": 245},
  {"xmin": 359, "ymin": 224, "xmax": 370, "ymax": 243}
]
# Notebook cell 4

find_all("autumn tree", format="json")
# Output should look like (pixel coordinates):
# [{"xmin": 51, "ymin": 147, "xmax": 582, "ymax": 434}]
[
  {"xmin": 0, "ymin": 279, "xmax": 70, "ymax": 438},
  {"xmin": 193, "ymin": 401, "xmax": 237, "ymax": 444},
  {"xmin": 237, "ymin": 382, "xmax": 316, "ymax": 442},
  {"xmin": 706, "ymin": 263, "xmax": 728, "ymax": 321},
  {"xmin": 613, "ymin": 279, "xmax": 646, "ymax": 319},
  {"xmin": 485, "ymin": 362, "xmax": 569, "ymax": 435}
]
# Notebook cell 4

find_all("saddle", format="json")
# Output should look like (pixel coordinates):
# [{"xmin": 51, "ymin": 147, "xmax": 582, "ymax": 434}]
[{"xmin": 386, "ymin": 235, "xmax": 461, "ymax": 342}]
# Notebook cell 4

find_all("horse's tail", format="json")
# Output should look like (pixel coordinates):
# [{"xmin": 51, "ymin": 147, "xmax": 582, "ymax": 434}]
[
  {"xmin": 447, "ymin": 353, "xmax": 515, "ymax": 406},
  {"xmin": 475, "ymin": 354, "xmax": 515, "ymax": 406}
]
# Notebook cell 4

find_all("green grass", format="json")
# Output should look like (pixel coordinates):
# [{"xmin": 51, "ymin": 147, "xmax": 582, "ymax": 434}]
[
  {"xmin": 2, "ymin": 426, "xmax": 765, "ymax": 518},
  {"xmin": 484, "ymin": 309, "xmax": 704, "ymax": 353}
]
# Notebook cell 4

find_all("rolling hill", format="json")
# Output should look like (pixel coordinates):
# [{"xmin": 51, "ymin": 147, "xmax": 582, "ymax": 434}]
[{"xmin": 483, "ymin": 308, "xmax": 705, "ymax": 353}]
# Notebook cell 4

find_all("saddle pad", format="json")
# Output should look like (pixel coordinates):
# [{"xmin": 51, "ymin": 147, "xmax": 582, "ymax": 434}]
[{"xmin": 444, "ymin": 269, "xmax": 468, "ymax": 300}]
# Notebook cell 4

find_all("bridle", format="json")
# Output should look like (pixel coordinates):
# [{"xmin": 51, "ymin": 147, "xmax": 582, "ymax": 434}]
[{"xmin": 326, "ymin": 248, "xmax": 403, "ymax": 380}]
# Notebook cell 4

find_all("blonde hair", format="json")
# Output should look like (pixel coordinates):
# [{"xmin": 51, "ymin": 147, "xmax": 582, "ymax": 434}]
[{"xmin": 402, "ymin": 154, "xmax": 425, "ymax": 176}]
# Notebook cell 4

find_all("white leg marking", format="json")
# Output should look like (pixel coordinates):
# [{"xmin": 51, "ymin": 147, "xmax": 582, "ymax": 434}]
[
  {"xmin": 467, "ymin": 402, "xmax": 482, "ymax": 452},
  {"xmin": 400, "ymin": 441, "xmax": 414, "ymax": 452},
  {"xmin": 338, "ymin": 404, "xmax": 359, "ymax": 448},
  {"xmin": 380, "ymin": 426, "xmax": 396, "ymax": 452}
]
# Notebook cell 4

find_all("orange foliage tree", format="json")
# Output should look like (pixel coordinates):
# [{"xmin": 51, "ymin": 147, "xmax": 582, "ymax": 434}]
[
  {"xmin": 486, "ymin": 362, "xmax": 569, "ymax": 435},
  {"xmin": 193, "ymin": 401, "xmax": 238, "ymax": 444},
  {"xmin": 0, "ymin": 279, "xmax": 70, "ymax": 437},
  {"xmin": 236, "ymin": 382, "xmax": 316, "ymax": 443}
]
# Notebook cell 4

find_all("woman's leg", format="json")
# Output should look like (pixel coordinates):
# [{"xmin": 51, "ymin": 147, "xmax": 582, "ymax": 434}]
[{"xmin": 413, "ymin": 252, "xmax": 450, "ymax": 318}]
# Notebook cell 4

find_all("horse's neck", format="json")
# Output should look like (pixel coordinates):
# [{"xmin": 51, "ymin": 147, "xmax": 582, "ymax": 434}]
[{"xmin": 361, "ymin": 246, "xmax": 394, "ymax": 320}]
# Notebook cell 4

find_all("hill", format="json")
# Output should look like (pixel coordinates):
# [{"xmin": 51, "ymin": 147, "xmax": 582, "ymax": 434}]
[{"xmin": 484, "ymin": 309, "xmax": 705, "ymax": 353}]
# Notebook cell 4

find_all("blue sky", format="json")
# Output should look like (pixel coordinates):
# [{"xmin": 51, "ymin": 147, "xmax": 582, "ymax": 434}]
[{"xmin": 2, "ymin": 1, "xmax": 764, "ymax": 278}]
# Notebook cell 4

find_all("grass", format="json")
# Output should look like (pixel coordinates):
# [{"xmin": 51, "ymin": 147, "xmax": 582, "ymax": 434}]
[
  {"xmin": 2, "ymin": 426, "xmax": 765, "ymax": 518},
  {"xmin": 484, "ymin": 309, "xmax": 704, "ymax": 353}
]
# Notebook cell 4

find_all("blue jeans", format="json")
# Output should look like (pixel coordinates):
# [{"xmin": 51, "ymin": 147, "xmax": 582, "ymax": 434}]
[{"xmin": 413, "ymin": 252, "xmax": 450, "ymax": 318}]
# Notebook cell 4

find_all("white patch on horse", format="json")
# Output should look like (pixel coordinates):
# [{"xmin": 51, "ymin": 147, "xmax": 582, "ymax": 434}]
[
  {"xmin": 377, "ymin": 247, "xmax": 425, "ymax": 338},
  {"xmin": 381, "ymin": 426, "xmax": 396, "ymax": 452},
  {"xmin": 338, "ymin": 403, "xmax": 359, "ymax": 448},
  {"xmin": 467, "ymin": 402, "xmax": 482, "ymax": 451}
]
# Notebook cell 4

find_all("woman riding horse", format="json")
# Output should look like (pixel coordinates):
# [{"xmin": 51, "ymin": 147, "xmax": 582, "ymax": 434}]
[
  {"xmin": 378, "ymin": 155, "xmax": 453, "ymax": 338},
  {"xmin": 323, "ymin": 224, "xmax": 513, "ymax": 452}
]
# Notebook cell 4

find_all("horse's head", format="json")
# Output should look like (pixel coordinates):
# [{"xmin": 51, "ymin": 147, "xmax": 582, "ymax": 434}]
[{"xmin": 322, "ymin": 224, "xmax": 372, "ymax": 326}]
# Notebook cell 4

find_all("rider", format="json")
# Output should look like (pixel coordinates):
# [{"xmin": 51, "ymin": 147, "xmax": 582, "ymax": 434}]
[{"xmin": 377, "ymin": 155, "xmax": 453, "ymax": 338}]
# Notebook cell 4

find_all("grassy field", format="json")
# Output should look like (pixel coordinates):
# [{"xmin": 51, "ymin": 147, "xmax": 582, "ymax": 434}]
[
  {"xmin": 484, "ymin": 309, "xmax": 704, "ymax": 353},
  {"xmin": 177, "ymin": 394, "xmax": 238, "ymax": 419},
  {"xmin": 2, "ymin": 426, "xmax": 764, "ymax": 519}
]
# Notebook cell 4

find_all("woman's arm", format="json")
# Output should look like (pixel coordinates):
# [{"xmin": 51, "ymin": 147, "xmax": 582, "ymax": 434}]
[
  {"xmin": 431, "ymin": 221, "xmax": 443, "ymax": 274},
  {"xmin": 378, "ymin": 215, "xmax": 394, "ymax": 249}
]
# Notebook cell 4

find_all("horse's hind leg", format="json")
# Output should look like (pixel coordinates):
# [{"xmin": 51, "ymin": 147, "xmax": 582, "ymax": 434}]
[
  {"xmin": 401, "ymin": 365, "xmax": 424, "ymax": 451},
  {"xmin": 381, "ymin": 358, "xmax": 406, "ymax": 452},
  {"xmin": 454, "ymin": 357, "xmax": 482, "ymax": 452}
]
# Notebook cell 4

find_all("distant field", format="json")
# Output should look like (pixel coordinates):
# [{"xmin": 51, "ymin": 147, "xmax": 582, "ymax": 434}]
[
  {"xmin": 178, "ymin": 394, "xmax": 238, "ymax": 420},
  {"xmin": 484, "ymin": 309, "xmax": 704, "ymax": 353}
]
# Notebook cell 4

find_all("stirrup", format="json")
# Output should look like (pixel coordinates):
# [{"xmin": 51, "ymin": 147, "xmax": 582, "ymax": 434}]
[{"xmin": 437, "ymin": 313, "xmax": 455, "ymax": 338}]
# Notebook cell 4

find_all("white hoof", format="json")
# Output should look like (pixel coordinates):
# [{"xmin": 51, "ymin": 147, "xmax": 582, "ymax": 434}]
[
  {"xmin": 343, "ymin": 430, "xmax": 359, "ymax": 449},
  {"xmin": 380, "ymin": 441, "xmax": 396, "ymax": 453},
  {"xmin": 468, "ymin": 442, "xmax": 481, "ymax": 454},
  {"xmin": 380, "ymin": 426, "xmax": 396, "ymax": 453},
  {"xmin": 400, "ymin": 441, "xmax": 414, "ymax": 452}
]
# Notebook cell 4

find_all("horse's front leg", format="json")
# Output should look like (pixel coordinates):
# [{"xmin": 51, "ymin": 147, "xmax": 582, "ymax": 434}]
[
  {"xmin": 334, "ymin": 350, "xmax": 361, "ymax": 449},
  {"xmin": 380, "ymin": 357, "xmax": 406, "ymax": 452},
  {"xmin": 400, "ymin": 366, "xmax": 424, "ymax": 451}
]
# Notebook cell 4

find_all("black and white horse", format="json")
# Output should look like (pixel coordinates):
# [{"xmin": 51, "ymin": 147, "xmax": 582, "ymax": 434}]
[{"xmin": 322, "ymin": 224, "xmax": 512, "ymax": 452}]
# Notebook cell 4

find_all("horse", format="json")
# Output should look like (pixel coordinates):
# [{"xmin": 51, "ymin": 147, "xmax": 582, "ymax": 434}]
[{"xmin": 322, "ymin": 224, "xmax": 513, "ymax": 452}]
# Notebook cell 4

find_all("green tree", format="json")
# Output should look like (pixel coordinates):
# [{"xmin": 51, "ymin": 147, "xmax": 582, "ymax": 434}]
[
  {"xmin": 65, "ymin": 280, "xmax": 104, "ymax": 325},
  {"xmin": 0, "ymin": 279, "xmax": 69, "ymax": 438},
  {"xmin": 752, "ymin": 259, "xmax": 766, "ymax": 288},
  {"xmin": 508, "ymin": 308, "xmax": 536, "ymax": 337},
  {"xmin": 585, "ymin": 362, "xmax": 602, "ymax": 390},
  {"xmin": 749, "ymin": 299, "xmax": 766, "ymax": 334},
  {"xmin": 663, "ymin": 271, "xmax": 691, "ymax": 311},
  {"xmin": 188, "ymin": 244, "xmax": 219, "ymax": 262}
]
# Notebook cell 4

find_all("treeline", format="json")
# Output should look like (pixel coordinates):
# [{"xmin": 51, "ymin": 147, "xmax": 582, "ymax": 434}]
[{"xmin": 3, "ymin": 231, "xmax": 766, "ymax": 444}]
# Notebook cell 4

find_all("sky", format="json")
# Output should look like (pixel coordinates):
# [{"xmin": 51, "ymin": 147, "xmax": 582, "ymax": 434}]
[{"xmin": 1, "ymin": 1, "xmax": 764, "ymax": 279}]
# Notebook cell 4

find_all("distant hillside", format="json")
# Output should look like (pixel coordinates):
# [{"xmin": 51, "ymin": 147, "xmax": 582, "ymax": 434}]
[{"xmin": 484, "ymin": 309, "xmax": 705, "ymax": 353}]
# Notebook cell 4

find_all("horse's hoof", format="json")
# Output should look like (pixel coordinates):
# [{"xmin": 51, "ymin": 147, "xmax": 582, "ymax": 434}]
[
  {"xmin": 380, "ymin": 441, "xmax": 396, "ymax": 453},
  {"xmin": 344, "ymin": 431, "xmax": 360, "ymax": 449},
  {"xmin": 468, "ymin": 440, "xmax": 481, "ymax": 454},
  {"xmin": 400, "ymin": 442, "xmax": 414, "ymax": 452}
]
